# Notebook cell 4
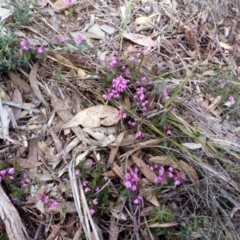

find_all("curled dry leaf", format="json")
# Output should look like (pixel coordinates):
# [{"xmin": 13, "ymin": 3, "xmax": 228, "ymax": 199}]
[
  {"xmin": 63, "ymin": 105, "xmax": 120, "ymax": 128},
  {"xmin": 123, "ymin": 33, "xmax": 156, "ymax": 47},
  {"xmin": 29, "ymin": 63, "xmax": 49, "ymax": 108},
  {"xmin": 149, "ymin": 156, "xmax": 198, "ymax": 181},
  {"xmin": 181, "ymin": 142, "xmax": 202, "ymax": 150},
  {"xmin": 140, "ymin": 178, "xmax": 160, "ymax": 207}
]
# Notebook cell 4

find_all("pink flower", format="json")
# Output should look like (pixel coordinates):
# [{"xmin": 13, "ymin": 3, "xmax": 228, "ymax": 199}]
[
  {"xmin": 159, "ymin": 167, "xmax": 164, "ymax": 176},
  {"xmin": 0, "ymin": 169, "xmax": 7, "ymax": 177},
  {"xmin": 131, "ymin": 185, "xmax": 137, "ymax": 191},
  {"xmin": 92, "ymin": 199, "xmax": 98, "ymax": 205},
  {"xmin": 95, "ymin": 187, "xmax": 100, "ymax": 192},
  {"xmin": 20, "ymin": 39, "xmax": 29, "ymax": 50},
  {"xmin": 9, "ymin": 175, "xmax": 14, "ymax": 180},
  {"xmin": 124, "ymin": 180, "xmax": 132, "ymax": 189},
  {"xmin": 64, "ymin": 0, "xmax": 76, "ymax": 6},
  {"xmin": 82, "ymin": 181, "xmax": 88, "ymax": 187},
  {"xmin": 162, "ymin": 89, "xmax": 168, "ymax": 97},
  {"xmin": 84, "ymin": 187, "xmax": 91, "ymax": 193},
  {"xmin": 128, "ymin": 120, "xmax": 136, "ymax": 126},
  {"xmin": 76, "ymin": 34, "xmax": 83, "ymax": 44},
  {"xmin": 228, "ymin": 96, "xmax": 235, "ymax": 104},
  {"xmin": 110, "ymin": 56, "xmax": 117, "ymax": 67},
  {"xmin": 49, "ymin": 201, "xmax": 58, "ymax": 209},
  {"xmin": 44, "ymin": 196, "xmax": 49, "ymax": 204},
  {"xmin": 135, "ymin": 131, "xmax": 144, "ymax": 139},
  {"xmin": 117, "ymin": 106, "xmax": 127, "ymax": 119},
  {"xmin": 89, "ymin": 209, "xmax": 95, "ymax": 215},
  {"xmin": 103, "ymin": 76, "xmax": 129, "ymax": 100},
  {"xmin": 166, "ymin": 129, "xmax": 172, "ymax": 136},
  {"xmin": 133, "ymin": 195, "xmax": 142, "ymax": 205},
  {"xmin": 75, "ymin": 170, "xmax": 80, "ymax": 176},
  {"xmin": 37, "ymin": 45, "xmax": 45, "ymax": 54},
  {"xmin": 8, "ymin": 168, "xmax": 15, "ymax": 175},
  {"xmin": 59, "ymin": 35, "xmax": 65, "ymax": 42}
]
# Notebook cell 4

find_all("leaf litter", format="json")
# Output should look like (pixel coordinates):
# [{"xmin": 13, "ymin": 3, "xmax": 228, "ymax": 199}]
[{"xmin": 0, "ymin": 0, "xmax": 240, "ymax": 239}]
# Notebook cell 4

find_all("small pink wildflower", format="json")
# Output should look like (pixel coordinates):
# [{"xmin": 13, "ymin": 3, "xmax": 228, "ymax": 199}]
[
  {"xmin": 20, "ymin": 39, "xmax": 29, "ymax": 50},
  {"xmin": 76, "ymin": 34, "xmax": 83, "ymax": 44},
  {"xmin": 75, "ymin": 170, "xmax": 80, "ymax": 176},
  {"xmin": 124, "ymin": 180, "xmax": 132, "ymax": 189},
  {"xmin": 135, "ymin": 131, "xmax": 144, "ymax": 139},
  {"xmin": 110, "ymin": 56, "xmax": 117, "ymax": 67},
  {"xmin": 155, "ymin": 177, "xmax": 163, "ymax": 183},
  {"xmin": 84, "ymin": 187, "xmax": 91, "ymax": 193},
  {"xmin": 228, "ymin": 96, "xmax": 235, "ymax": 104},
  {"xmin": 89, "ymin": 209, "xmax": 95, "ymax": 215},
  {"xmin": 125, "ymin": 68, "xmax": 131, "ymax": 76},
  {"xmin": 117, "ymin": 106, "xmax": 127, "ymax": 119},
  {"xmin": 49, "ymin": 201, "xmax": 58, "ymax": 209},
  {"xmin": 44, "ymin": 196, "xmax": 49, "ymax": 204},
  {"xmin": 0, "ymin": 169, "xmax": 7, "ymax": 177},
  {"xmin": 59, "ymin": 35, "xmax": 65, "ymax": 42},
  {"xmin": 64, "ymin": 0, "xmax": 76, "ymax": 6},
  {"xmin": 133, "ymin": 195, "xmax": 142, "ymax": 205},
  {"xmin": 37, "ymin": 45, "xmax": 45, "ymax": 54},
  {"xmin": 134, "ymin": 87, "xmax": 148, "ymax": 111},
  {"xmin": 8, "ymin": 168, "xmax": 15, "ymax": 175},
  {"xmin": 218, "ymin": 79, "xmax": 227, "ymax": 87},
  {"xmin": 82, "ymin": 181, "xmax": 88, "ymax": 187},
  {"xmin": 124, "ymin": 167, "xmax": 140, "ymax": 191},
  {"xmin": 92, "ymin": 199, "xmax": 98, "ymax": 205},
  {"xmin": 9, "ymin": 175, "xmax": 14, "ymax": 180},
  {"xmin": 162, "ymin": 89, "xmax": 168, "ymax": 97},
  {"xmin": 128, "ymin": 120, "xmax": 136, "ymax": 126},
  {"xmin": 95, "ymin": 187, "xmax": 100, "ymax": 192},
  {"xmin": 103, "ymin": 76, "xmax": 129, "ymax": 100},
  {"xmin": 166, "ymin": 129, "xmax": 172, "ymax": 136}
]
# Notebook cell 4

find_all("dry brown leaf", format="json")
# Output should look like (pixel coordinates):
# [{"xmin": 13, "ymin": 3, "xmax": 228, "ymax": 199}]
[
  {"xmin": 142, "ymin": 188, "xmax": 160, "ymax": 207},
  {"xmin": 47, "ymin": 223, "xmax": 61, "ymax": 240},
  {"xmin": 123, "ymin": 33, "xmax": 156, "ymax": 47},
  {"xmin": 178, "ymin": 160, "xmax": 199, "ymax": 181},
  {"xmin": 112, "ymin": 162, "xmax": 124, "ymax": 180},
  {"xmin": 54, "ymin": 53, "xmax": 75, "ymax": 67},
  {"xmin": 29, "ymin": 63, "xmax": 49, "ymax": 108},
  {"xmin": 51, "ymin": 94, "xmax": 92, "ymax": 144},
  {"xmin": 131, "ymin": 154, "xmax": 157, "ymax": 183},
  {"xmin": 102, "ymin": 170, "xmax": 117, "ymax": 178},
  {"xmin": 49, "ymin": 131, "xmax": 63, "ymax": 153},
  {"xmin": 62, "ymin": 105, "xmax": 120, "ymax": 128},
  {"xmin": 140, "ymin": 206, "xmax": 156, "ymax": 216},
  {"xmin": 51, "ymin": 0, "xmax": 75, "ymax": 12},
  {"xmin": 108, "ymin": 132, "xmax": 125, "ymax": 165},
  {"xmin": 28, "ymin": 139, "xmax": 39, "ymax": 174},
  {"xmin": 9, "ymin": 73, "xmax": 32, "ymax": 92},
  {"xmin": 11, "ymin": 88, "xmax": 22, "ymax": 121},
  {"xmin": 109, "ymin": 216, "xmax": 119, "ymax": 240},
  {"xmin": 135, "ymin": 16, "xmax": 151, "ymax": 25},
  {"xmin": 77, "ymin": 68, "xmax": 86, "ymax": 78}
]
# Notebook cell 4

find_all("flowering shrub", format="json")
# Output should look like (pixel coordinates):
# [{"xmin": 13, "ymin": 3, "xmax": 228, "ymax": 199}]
[{"xmin": 123, "ymin": 165, "xmax": 186, "ymax": 205}]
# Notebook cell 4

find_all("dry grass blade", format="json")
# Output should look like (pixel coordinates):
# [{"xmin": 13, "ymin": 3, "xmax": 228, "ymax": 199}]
[{"xmin": 69, "ymin": 152, "xmax": 100, "ymax": 240}]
